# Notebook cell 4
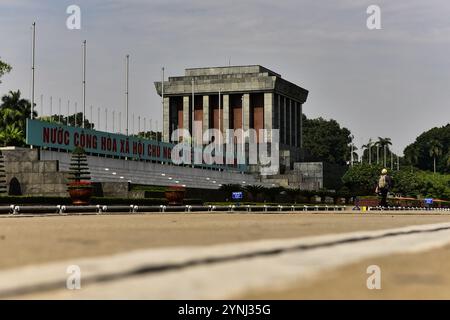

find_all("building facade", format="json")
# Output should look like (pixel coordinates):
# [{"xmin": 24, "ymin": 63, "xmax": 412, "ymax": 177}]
[{"xmin": 155, "ymin": 65, "xmax": 309, "ymax": 172}]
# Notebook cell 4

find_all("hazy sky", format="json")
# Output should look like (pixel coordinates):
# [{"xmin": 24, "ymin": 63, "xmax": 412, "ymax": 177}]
[{"xmin": 1, "ymin": 0, "xmax": 450, "ymax": 155}]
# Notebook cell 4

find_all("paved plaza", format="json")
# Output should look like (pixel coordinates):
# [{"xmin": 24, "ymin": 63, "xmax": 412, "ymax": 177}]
[{"xmin": 2, "ymin": 212, "xmax": 450, "ymax": 299}]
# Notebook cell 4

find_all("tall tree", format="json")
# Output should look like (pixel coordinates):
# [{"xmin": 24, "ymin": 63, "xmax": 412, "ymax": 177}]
[
  {"xmin": 302, "ymin": 115, "xmax": 353, "ymax": 165},
  {"xmin": 376, "ymin": 137, "xmax": 392, "ymax": 167},
  {"xmin": 428, "ymin": 139, "xmax": 443, "ymax": 174},
  {"xmin": 403, "ymin": 124, "xmax": 450, "ymax": 173},
  {"xmin": 362, "ymin": 139, "xmax": 374, "ymax": 164},
  {"xmin": 0, "ymin": 90, "xmax": 37, "ymax": 147},
  {"xmin": 0, "ymin": 58, "xmax": 12, "ymax": 84},
  {"xmin": 0, "ymin": 124, "xmax": 24, "ymax": 147},
  {"xmin": 1, "ymin": 90, "xmax": 37, "ymax": 128}
]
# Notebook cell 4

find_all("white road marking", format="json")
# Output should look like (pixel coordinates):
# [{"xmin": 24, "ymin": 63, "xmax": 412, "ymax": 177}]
[{"xmin": 2, "ymin": 222, "xmax": 450, "ymax": 299}]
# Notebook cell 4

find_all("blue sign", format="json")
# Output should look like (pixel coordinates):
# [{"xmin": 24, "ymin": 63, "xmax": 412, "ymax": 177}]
[
  {"xmin": 26, "ymin": 119, "xmax": 173, "ymax": 162},
  {"xmin": 232, "ymin": 192, "xmax": 243, "ymax": 200},
  {"xmin": 26, "ymin": 119, "xmax": 247, "ymax": 171},
  {"xmin": 424, "ymin": 198, "xmax": 433, "ymax": 205}
]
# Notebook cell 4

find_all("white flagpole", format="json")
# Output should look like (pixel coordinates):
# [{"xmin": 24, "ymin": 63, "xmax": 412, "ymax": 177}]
[
  {"xmin": 31, "ymin": 22, "xmax": 36, "ymax": 120},
  {"xmin": 40, "ymin": 94, "xmax": 43, "ymax": 119},
  {"xmin": 119, "ymin": 112, "xmax": 122, "ymax": 133},
  {"xmin": 82, "ymin": 40, "xmax": 86, "ymax": 128},
  {"xmin": 125, "ymin": 54, "xmax": 129, "ymax": 136},
  {"xmin": 74, "ymin": 102, "xmax": 77, "ymax": 126},
  {"xmin": 97, "ymin": 107, "xmax": 100, "ymax": 131},
  {"xmin": 67, "ymin": 100, "xmax": 70, "ymax": 126},
  {"xmin": 58, "ymin": 98, "xmax": 61, "ymax": 123}
]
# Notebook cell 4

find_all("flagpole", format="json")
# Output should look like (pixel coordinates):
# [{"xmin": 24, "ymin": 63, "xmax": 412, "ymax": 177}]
[
  {"xmin": 30, "ymin": 22, "xmax": 36, "ymax": 149},
  {"xmin": 82, "ymin": 40, "xmax": 86, "ymax": 128},
  {"xmin": 125, "ymin": 54, "xmax": 129, "ymax": 136}
]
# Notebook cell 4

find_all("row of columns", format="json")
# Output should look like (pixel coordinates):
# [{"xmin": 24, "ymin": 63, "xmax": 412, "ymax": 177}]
[
  {"xmin": 163, "ymin": 92, "xmax": 301, "ymax": 148},
  {"xmin": 276, "ymin": 94, "xmax": 302, "ymax": 148}
]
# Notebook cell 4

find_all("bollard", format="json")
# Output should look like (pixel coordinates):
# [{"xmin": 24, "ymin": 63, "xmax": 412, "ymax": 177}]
[{"xmin": 57, "ymin": 205, "xmax": 67, "ymax": 215}]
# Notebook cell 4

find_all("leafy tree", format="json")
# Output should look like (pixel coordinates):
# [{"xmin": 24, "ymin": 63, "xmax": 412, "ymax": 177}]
[
  {"xmin": 403, "ymin": 124, "xmax": 450, "ymax": 173},
  {"xmin": 40, "ymin": 112, "xmax": 94, "ymax": 129},
  {"xmin": 390, "ymin": 170, "xmax": 420, "ymax": 198},
  {"xmin": 0, "ymin": 124, "xmax": 24, "ymax": 147},
  {"xmin": 134, "ymin": 131, "xmax": 162, "ymax": 141},
  {"xmin": 341, "ymin": 163, "xmax": 384, "ymax": 195},
  {"xmin": 0, "ymin": 90, "xmax": 37, "ymax": 129},
  {"xmin": 302, "ymin": 115, "xmax": 353, "ymax": 165},
  {"xmin": 0, "ymin": 58, "xmax": 11, "ymax": 84},
  {"xmin": 342, "ymin": 164, "xmax": 450, "ymax": 200},
  {"xmin": 0, "ymin": 90, "xmax": 38, "ymax": 147}
]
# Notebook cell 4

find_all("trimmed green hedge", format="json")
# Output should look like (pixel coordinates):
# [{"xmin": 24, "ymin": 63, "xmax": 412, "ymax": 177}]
[{"xmin": 0, "ymin": 196, "xmax": 203, "ymax": 206}]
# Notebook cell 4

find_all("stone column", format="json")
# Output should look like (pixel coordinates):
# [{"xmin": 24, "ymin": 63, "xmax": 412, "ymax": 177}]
[
  {"xmin": 294, "ymin": 101, "xmax": 298, "ymax": 147},
  {"xmin": 264, "ymin": 92, "xmax": 273, "ymax": 140},
  {"xmin": 183, "ymin": 96, "xmax": 190, "ymax": 133},
  {"xmin": 202, "ymin": 95, "xmax": 209, "ymax": 135},
  {"xmin": 222, "ymin": 94, "xmax": 229, "ymax": 131},
  {"xmin": 299, "ymin": 103, "xmax": 303, "ymax": 149},
  {"xmin": 289, "ymin": 99, "xmax": 293, "ymax": 147},
  {"xmin": 277, "ymin": 94, "xmax": 281, "ymax": 130},
  {"xmin": 163, "ymin": 96, "xmax": 170, "ymax": 142},
  {"xmin": 283, "ymin": 96, "xmax": 287, "ymax": 145},
  {"xmin": 242, "ymin": 93, "xmax": 250, "ymax": 131}
]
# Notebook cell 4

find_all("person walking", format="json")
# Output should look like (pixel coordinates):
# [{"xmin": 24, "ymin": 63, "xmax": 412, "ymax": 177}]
[{"xmin": 376, "ymin": 168, "xmax": 392, "ymax": 208}]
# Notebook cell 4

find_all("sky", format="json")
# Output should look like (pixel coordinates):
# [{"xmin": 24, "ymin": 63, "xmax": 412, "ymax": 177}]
[{"xmin": 1, "ymin": 0, "xmax": 450, "ymax": 155}]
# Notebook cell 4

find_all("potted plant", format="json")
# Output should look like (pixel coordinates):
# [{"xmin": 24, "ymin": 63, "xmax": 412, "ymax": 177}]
[
  {"xmin": 165, "ymin": 185, "xmax": 186, "ymax": 205},
  {"xmin": 67, "ymin": 146, "xmax": 92, "ymax": 205}
]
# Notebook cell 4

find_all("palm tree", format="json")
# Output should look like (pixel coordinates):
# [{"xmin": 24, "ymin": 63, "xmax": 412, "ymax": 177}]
[
  {"xmin": 219, "ymin": 184, "xmax": 242, "ymax": 201},
  {"xmin": 428, "ymin": 140, "xmax": 443, "ymax": 174},
  {"xmin": 362, "ymin": 138, "xmax": 373, "ymax": 164},
  {"xmin": 243, "ymin": 185, "xmax": 265, "ymax": 202},
  {"xmin": 0, "ymin": 90, "xmax": 37, "ymax": 128},
  {"xmin": 376, "ymin": 137, "xmax": 392, "ymax": 167}
]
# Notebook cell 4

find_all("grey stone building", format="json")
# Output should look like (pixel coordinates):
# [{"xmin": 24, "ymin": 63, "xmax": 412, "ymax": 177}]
[{"xmin": 154, "ymin": 65, "xmax": 309, "ymax": 172}]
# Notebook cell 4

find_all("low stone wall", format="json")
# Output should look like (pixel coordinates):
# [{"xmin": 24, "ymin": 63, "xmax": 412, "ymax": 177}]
[{"xmin": 1, "ymin": 147, "xmax": 69, "ymax": 197}]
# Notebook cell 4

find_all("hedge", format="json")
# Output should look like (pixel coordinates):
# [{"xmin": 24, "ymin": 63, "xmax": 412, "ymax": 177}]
[{"xmin": 0, "ymin": 196, "xmax": 203, "ymax": 206}]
